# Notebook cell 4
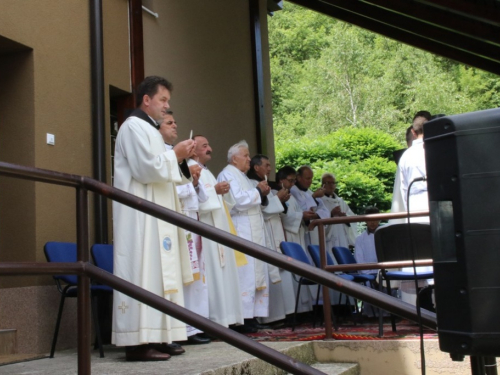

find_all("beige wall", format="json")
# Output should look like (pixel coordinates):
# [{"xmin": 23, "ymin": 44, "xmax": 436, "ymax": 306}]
[
  {"xmin": 142, "ymin": 0, "xmax": 274, "ymax": 175},
  {"xmin": 0, "ymin": 0, "xmax": 93, "ymax": 288}
]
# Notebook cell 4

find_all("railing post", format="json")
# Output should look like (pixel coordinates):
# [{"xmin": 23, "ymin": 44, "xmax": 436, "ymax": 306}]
[
  {"xmin": 318, "ymin": 223, "xmax": 333, "ymax": 340},
  {"xmin": 76, "ymin": 187, "xmax": 91, "ymax": 374}
]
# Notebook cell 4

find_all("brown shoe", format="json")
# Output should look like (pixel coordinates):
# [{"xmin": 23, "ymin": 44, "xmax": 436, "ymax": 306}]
[
  {"xmin": 125, "ymin": 345, "xmax": 171, "ymax": 361},
  {"xmin": 151, "ymin": 343, "xmax": 185, "ymax": 355}
]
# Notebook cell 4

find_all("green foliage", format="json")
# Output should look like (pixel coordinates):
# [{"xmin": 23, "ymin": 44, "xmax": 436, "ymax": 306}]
[
  {"xmin": 269, "ymin": 2, "xmax": 500, "ymax": 144},
  {"xmin": 276, "ymin": 128, "xmax": 400, "ymax": 212},
  {"xmin": 270, "ymin": 2, "xmax": 500, "ymax": 212}
]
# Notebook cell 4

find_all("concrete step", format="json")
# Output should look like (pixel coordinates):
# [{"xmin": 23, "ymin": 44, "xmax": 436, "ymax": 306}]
[
  {"xmin": 0, "ymin": 341, "xmax": 358, "ymax": 375},
  {"xmin": 307, "ymin": 363, "xmax": 359, "ymax": 375},
  {"xmin": 0, "ymin": 329, "xmax": 16, "ymax": 356}
]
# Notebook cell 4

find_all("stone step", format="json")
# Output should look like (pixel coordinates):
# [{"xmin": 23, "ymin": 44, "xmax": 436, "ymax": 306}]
[
  {"xmin": 0, "ymin": 329, "xmax": 16, "ymax": 356},
  {"xmin": 307, "ymin": 363, "xmax": 359, "ymax": 375}
]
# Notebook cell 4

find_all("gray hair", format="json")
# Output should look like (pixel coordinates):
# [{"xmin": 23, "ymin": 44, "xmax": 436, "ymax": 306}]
[
  {"xmin": 227, "ymin": 140, "xmax": 249, "ymax": 164},
  {"xmin": 321, "ymin": 172, "xmax": 336, "ymax": 183}
]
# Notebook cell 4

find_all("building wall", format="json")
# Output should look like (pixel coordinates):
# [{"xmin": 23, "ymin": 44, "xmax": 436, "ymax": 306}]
[{"xmin": 142, "ymin": 0, "xmax": 274, "ymax": 175}]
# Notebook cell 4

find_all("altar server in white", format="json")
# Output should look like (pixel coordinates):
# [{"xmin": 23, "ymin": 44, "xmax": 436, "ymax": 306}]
[
  {"xmin": 189, "ymin": 135, "xmax": 244, "ymax": 328},
  {"xmin": 276, "ymin": 166, "xmax": 313, "ymax": 313},
  {"xmin": 217, "ymin": 141, "xmax": 271, "ymax": 320},
  {"xmin": 247, "ymin": 155, "xmax": 294, "ymax": 324},
  {"xmin": 320, "ymin": 173, "xmax": 357, "ymax": 253},
  {"xmin": 290, "ymin": 166, "xmax": 330, "ymax": 248},
  {"xmin": 112, "ymin": 76, "xmax": 196, "ymax": 361}
]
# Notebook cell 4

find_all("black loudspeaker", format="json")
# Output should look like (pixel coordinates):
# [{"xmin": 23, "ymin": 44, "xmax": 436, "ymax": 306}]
[{"xmin": 424, "ymin": 107, "xmax": 500, "ymax": 358}]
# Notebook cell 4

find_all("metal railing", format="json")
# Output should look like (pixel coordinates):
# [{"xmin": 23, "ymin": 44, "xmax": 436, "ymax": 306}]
[
  {"xmin": 309, "ymin": 211, "xmax": 431, "ymax": 339},
  {"xmin": 0, "ymin": 162, "xmax": 437, "ymax": 374}
]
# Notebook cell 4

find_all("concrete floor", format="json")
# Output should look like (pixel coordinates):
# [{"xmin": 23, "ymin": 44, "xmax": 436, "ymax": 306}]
[{"xmin": 0, "ymin": 342, "xmax": 316, "ymax": 375}]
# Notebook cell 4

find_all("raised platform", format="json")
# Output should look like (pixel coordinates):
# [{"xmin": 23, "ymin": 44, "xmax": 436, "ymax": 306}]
[{"xmin": 0, "ymin": 339, "xmax": 491, "ymax": 375}]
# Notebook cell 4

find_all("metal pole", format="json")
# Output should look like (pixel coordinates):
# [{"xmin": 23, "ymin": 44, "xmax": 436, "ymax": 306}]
[
  {"xmin": 318, "ymin": 224, "xmax": 333, "ymax": 340},
  {"xmin": 485, "ymin": 357, "xmax": 498, "ymax": 375},
  {"xmin": 86, "ymin": 265, "xmax": 326, "ymax": 375},
  {"xmin": 77, "ymin": 187, "xmax": 91, "ymax": 374},
  {"xmin": 89, "ymin": 0, "xmax": 108, "ymax": 244}
]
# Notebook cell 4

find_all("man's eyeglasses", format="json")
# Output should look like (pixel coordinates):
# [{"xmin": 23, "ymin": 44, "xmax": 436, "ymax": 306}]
[
  {"xmin": 164, "ymin": 121, "xmax": 177, "ymax": 125},
  {"xmin": 286, "ymin": 178, "xmax": 297, "ymax": 183}
]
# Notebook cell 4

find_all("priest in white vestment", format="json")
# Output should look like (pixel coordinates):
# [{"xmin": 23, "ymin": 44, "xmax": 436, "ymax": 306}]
[
  {"xmin": 290, "ymin": 166, "xmax": 330, "ymax": 250},
  {"xmin": 189, "ymin": 135, "xmax": 244, "ymax": 328},
  {"xmin": 276, "ymin": 166, "xmax": 313, "ymax": 314},
  {"xmin": 247, "ymin": 155, "xmax": 295, "ymax": 325},
  {"xmin": 398, "ymin": 114, "xmax": 434, "ymax": 308},
  {"xmin": 217, "ymin": 141, "xmax": 272, "ymax": 322},
  {"xmin": 389, "ymin": 125, "xmax": 416, "ymax": 225},
  {"xmin": 289, "ymin": 166, "xmax": 331, "ymax": 304},
  {"xmin": 112, "ymin": 76, "xmax": 196, "ymax": 361},
  {"xmin": 158, "ymin": 113, "xmax": 211, "ymax": 345},
  {"xmin": 320, "ymin": 173, "xmax": 358, "ymax": 253}
]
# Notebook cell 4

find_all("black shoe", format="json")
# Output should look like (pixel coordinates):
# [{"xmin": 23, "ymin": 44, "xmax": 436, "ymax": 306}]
[
  {"xmin": 198, "ymin": 332, "xmax": 217, "ymax": 340},
  {"xmin": 244, "ymin": 318, "xmax": 271, "ymax": 330},
  {"xmin": 179, "ymin": 334, "xmax": 211, "ymax": 345},
  {"xmin": 150, "ymin": 343, "xmax": 185, "ymax": 355},
  {"xmin": 230, "ymin": 324, "xmax": 258, "ymax": 334}
]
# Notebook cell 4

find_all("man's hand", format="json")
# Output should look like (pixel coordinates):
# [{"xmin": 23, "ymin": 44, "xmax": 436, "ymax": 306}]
[
  {"xmin": 173, "ymin": 139, "xmax": 196, "ymax": 163},
  {"xmin": 215, "ymin": 181, "xmax": 230, "ymax": 195},
  {"xmin": 302, "ymin": 209, "xmax": 318, "ymax": 221},
  {"xmin": 189, "ymin": 164, "xmax": 201, "ymax": 187},
  {"xmin": 331, "ymin": 206, "xmax": 346, "ymax": 217},
  {"xmin": 312, "ymin": 187, "xmax": 326, "ymax": 198},
  {"xmin": 257, "ymin": 180, "xmax": 271, "ymax": 196},
  {"xmin": 276, "ymin": 187, "xmax": 290, "ymax": 202}
]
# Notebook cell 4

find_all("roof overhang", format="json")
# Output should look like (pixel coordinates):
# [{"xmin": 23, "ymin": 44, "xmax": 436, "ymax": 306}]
[{"xmin": 289, "ymin": 0, "xmax": 500, "ymax": 74}]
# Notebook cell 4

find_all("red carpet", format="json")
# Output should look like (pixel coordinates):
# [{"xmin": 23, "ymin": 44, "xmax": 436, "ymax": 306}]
[{"xmin": 244, "ymin": 320, "xmax": 437, "ymax": 342}]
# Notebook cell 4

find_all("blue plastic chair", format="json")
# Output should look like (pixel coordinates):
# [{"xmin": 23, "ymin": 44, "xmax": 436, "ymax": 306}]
[
  {"xmin": 331, "ymin": 246, "xmax": 378, "ymax": 320},
  {"xmin": 279, "ymin": 241, "xmax": 321, "ymax": 331},
  {"xmin": 44, "ymin": 242, "xmax": 111, "ymax": 358},
  {"xmin": 374, "ymin": 223, "xmax": 434, "ymax": 336},
  {"xmin": 91, "ymin": 244, "xmax": 114, "ymax": 275},
  {"xmin": 308, "ymin": 245, "xmax": 360, "ymax": 324}
]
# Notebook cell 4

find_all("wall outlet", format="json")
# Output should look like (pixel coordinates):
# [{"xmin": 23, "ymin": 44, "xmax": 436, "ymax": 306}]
[{"xmin": 47, "ymin": 133, "xmax": 55, "ymax": 146}]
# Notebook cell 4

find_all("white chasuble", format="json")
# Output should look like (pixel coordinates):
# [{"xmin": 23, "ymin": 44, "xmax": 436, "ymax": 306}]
[
  {"xmin": 321, "ymin": 194, "xmax": 358, "ymax": 252},
  {"xmin": 398, "ymin": 138, "xmax": 433, "ymax": 300},
  {"xmin": 187, "ymin": 159, "xmax": 244, "ymax": 327},
  {"xmin": 176, "ymin": 181, "xmax": 209, "ymax": 336},
  {"xmin": 218, "ymin": 164, "xmax": 269, "ymax": 318},
  {"xmin": 112, "ymin": 113, "xmax": 193, "ymax": 346},
  {"xmin": 258, "ymin": 188, "xmax": 297, "ymax": 323}
]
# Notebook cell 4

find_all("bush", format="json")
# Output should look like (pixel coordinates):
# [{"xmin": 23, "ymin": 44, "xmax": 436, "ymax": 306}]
[{"xmin": 275, "ymin": 127, "xmax": 401, "ymax": 212}]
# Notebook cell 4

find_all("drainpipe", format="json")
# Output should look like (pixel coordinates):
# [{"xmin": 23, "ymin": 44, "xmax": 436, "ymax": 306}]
[{"xmin": 90, "ymin": 0, "xmax": 108, "ymax": 244}]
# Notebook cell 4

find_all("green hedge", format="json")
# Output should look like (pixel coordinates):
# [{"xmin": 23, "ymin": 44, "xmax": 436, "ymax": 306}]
[{"xmin": 275, "ymin": 127, "xmax": 401, "ymax": 212}]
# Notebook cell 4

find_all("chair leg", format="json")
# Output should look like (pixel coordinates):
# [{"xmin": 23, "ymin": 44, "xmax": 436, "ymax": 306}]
[
  {"xmin": 386, "ymin": 280, "xmax": 397, "ymax": 332},
  {"xmin": 91, "ymin": 294, "xmax": 105, "ymax": 358},
  {"xmin": 292, "ymin": 280, "xmax": 303, "ymax": 332},
  {"xmin": 312, "ymin": 284, "xmax": 321, "ymax": 328},
  {"xmin": 378, "ymin": 275, "xmax": 384, "ymax": 338},
  {"xmin": 369, "ymin": 281, "xmax": 378, "ymax": 318},
  {"xmin": 50, "ymin": 293, "xmax": 66, "ymax": 358}
]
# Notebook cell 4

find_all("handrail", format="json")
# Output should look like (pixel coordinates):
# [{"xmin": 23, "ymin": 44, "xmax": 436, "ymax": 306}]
[
  {"xmin": 307, "ymin": 210, "xmax": 431, "ymax": 340},
  {"xmin": 0, "ymin": 161, "xmax": 437, "ymax": 374}
]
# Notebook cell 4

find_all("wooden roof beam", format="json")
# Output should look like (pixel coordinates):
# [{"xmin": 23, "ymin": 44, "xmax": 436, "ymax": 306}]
[
  {"xmin": 318, "ymin": 0, "xmax": 500, "ymax": 63},
  {"xmin": 363, "ymin": 0, "xmax": 500, "ymax": 44},
  {"xmin": 290, "ymin": 0, "xmax": 500, "ymax": 74}
]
